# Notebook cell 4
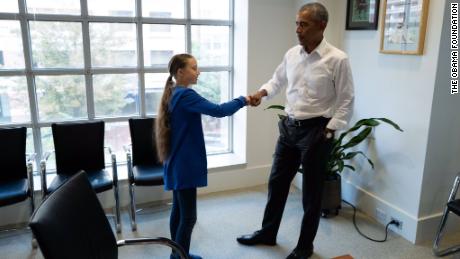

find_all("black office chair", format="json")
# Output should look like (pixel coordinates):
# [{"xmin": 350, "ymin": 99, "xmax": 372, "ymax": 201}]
[
  {"xmin": 0, "ymin": 127, "xmax": 36, "ymax": 246},
  {"xmin": 126, "ymin": 118, "xmax": 164, "ymax": 231},
  {"xmin": 433, "ymin": 172, "xmax": 460, "ymax": 257},
  {"xmin": 40, "ymin": 121, "xmax": 121, "ymax": 233},
  {"xmin": 30, "ymin": 171, "xmax": 188, "ymax": 259}
]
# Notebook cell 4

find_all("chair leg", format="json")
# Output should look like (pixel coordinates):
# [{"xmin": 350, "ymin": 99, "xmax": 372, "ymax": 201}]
[
  {"xmin": 30, "ymin": 197, "xmax": 38, "ymax": 248},
  {"xmin": 129, "ymin": 183, "xmax": 137, "ymax": 231},
  {"xmin": 28, "ymin": 168, "xmax": 37, "ymax": 249},
  {"xmin": 113, "ymin": 185, "xmax": 121, "ymax": 233},
  {"xmin": 433, "ymin": 208, "xmax": 460, "ymax": 256}
]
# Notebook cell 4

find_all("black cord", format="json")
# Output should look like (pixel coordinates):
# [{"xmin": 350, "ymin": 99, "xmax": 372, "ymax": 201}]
[{"xmin": 341, "ymin": 199, "xmax": 398, "ymax": 242}]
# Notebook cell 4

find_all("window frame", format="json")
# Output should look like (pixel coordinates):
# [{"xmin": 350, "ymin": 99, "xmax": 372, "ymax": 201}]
[{"xmin": 0, "ymin": 0, "xmax": 235, "ymax": 172}]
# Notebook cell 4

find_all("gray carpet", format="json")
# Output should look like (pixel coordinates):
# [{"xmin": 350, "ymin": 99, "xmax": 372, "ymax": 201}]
[{"xmin": 1, "ymin": 185, "xmax": 460, "ymax": 259}]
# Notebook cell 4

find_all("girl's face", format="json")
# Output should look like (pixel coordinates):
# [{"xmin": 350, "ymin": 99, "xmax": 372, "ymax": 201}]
[{"xmin": 177, "ymin": 58, "xmax": 200, "ymax": 86}]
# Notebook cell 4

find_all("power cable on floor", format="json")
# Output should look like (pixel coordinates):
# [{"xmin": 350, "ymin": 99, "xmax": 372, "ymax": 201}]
[{"xmin": 341, "ymin": 199, "xmax": 399, "ymax": 243}]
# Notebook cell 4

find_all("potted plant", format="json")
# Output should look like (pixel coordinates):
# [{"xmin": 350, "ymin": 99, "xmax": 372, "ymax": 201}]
[{"xmin": 265, "ymin": 105, "xmax": 403, "ymax": 217}]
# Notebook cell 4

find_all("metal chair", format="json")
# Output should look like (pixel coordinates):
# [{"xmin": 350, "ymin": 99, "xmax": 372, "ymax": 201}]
[
  {"xmin": 0, "ymin": 127, "xmax": 36, "ymax": 247},
  {"xmin": 433, "ymin": 172, "xmax": 460, "ymax": 256},
  {"xmin": 125, "ymin": 118, "xmax": 164, "ymax": 231},
  {"xmin": 30, "ymin": 171, "xmax": 188, "ymax": 259},
  {"xmin": 40, "ymin": 121, "xmax": 121, "ymax": 233}
]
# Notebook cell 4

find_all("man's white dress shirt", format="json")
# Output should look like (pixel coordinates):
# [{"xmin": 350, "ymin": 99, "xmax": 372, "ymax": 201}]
[{"xmin": 261, "ymin": 39, "xmax": 354, "ymax": 130}]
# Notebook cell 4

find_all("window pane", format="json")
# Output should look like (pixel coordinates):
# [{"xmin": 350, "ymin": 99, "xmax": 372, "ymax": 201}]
[
  {"xmin": 0, "ymin": 21, "xmax": 25, "ymax": 69},
  {"xmin": 30, "ymin": 21, "xmax": 84, "ymax": 68},
  {"xmin": 194, "ymin": 71, "xmax": 230, "ymax": 153},
  {"xmin": 88, "ymin": 0, "xmax": 135, "ymax": 17},
  {"xmin": 26, "ymin": 0, "xmax": 81, "ymax": 15},
  {"xmin": 35, "ymin": 75, "xmax": 87, "ymax": 122},
  {"xmin": 90, "ymin": 23, "xmax": 137, "ymax": 67},
  {"xmin": 191, "ymin": 0, "xmax": 229, "ymax": 20},
  {"xmin": 143, "ymin": 24, "xmax": 185, "ymax": 66},
  {"xmin": 2, "ymin": 0, "xmax": 19, "ymax": 13},
  {"xmin": 93, "ymin": 74, "xmax": 139, "ymax": 117},
  {"xmin": 0, "ymin": 76, "xmax": 30, "ymax": 124},
  {"xmin": 192, "ymin": 26, "xmax": 229, "ymax": 67},
  {"xmin": 105, "ymin": 122, "xmax": 130, "ymax": 163},
  {"xmin": 145, "ymin": 73, "xmax": 168, "ymax": 114},
  {"xmin": 142, "ymin": 0, "xmax": 184, "ymax": 19},
  {"xmin": 26, "ymin": 128, "xmax": 34, "ymax": 155}
]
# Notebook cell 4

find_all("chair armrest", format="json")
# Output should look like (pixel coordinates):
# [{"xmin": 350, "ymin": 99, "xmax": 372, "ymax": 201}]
[
  {"xmin": 26, "ymin": 153, "xmax": 36, "ymax": 190},
  {"xmin": 448, "ymin": 172, "xmax": 460, "ymax": 202},
  {"xmin": 123, "ymin": 144, "xmax": 132, "ymax": 153},
  {"xmin": 117, "ymin": 237, "xmax": 188, "ymax": 259},
  {"xmin": 26, "ymin": 156, "xmax": 35, "ymax": 211},
  {"xmin": 26, "ymin": 153, "xmax": 36, "ymax": 163},
  {"xmin": 124, "ymin": 145, "xmax": 134, "ymax": 182},
  {"xmin": 105, "ymin": 147, "xmax": 118, "ymax": 184},
  {"xmin": 40, "ymin": 151, "xmax": 54, "ymax": 199}
]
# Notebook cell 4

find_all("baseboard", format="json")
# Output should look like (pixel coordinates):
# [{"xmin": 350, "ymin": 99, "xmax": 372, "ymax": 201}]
[
  {"xmin": 341, "ymin": 179, "xmax": 460, "ymax": 244},
  {"xmin": 415, "ymin": 210, "xmax": 460, "ymax": 244},
  {"xmin": 295, "ymin": 176, "xmax": 460, "ymax": 244},
  {"xmin": 340, "ymin": 179, "xmax": 418, "ymax": 243}
]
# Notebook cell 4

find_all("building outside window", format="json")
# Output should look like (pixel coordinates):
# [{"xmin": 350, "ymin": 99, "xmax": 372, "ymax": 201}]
[{"xmin": 0, "ymin": 0, "xmax": 234, "ymax": 172}]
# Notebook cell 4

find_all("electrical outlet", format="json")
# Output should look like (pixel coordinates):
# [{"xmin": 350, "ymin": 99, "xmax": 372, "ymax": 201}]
[
  {"xmin": 375, "ymin": 208, "xmax": 387, "ymax": 222},
  {"xmin": 391, "ymin": 217, "xmax": 403, "ymax": 230}
]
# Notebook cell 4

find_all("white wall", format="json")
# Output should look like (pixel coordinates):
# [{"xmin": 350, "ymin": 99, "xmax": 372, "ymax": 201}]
[
  {"xmin": 417, "ymin": 0, "xmax": 460, "ymax": 242},
  {"xmin": 0, "ymin": 0, "xmax": 297, "ymax": 228},
  {"xmin": 339, "ymin": 0, "xmax": 447, "ymax": 243}
]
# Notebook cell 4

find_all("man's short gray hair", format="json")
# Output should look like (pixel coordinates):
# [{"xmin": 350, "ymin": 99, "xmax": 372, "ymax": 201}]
[{"xmin": 299, "ymin": 2, "xmax": 328, "ymax": 24}]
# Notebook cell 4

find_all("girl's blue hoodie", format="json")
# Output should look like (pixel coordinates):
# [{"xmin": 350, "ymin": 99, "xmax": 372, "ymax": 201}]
[{"xmin": 163, "ymin": 86, "xmax": 247, "ymax": 190}]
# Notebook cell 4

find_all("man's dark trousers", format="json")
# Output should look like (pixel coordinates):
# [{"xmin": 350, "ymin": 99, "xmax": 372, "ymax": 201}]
[{"xmin": 259, "ymin": 116, "xmax": 333, "ymax": 251}]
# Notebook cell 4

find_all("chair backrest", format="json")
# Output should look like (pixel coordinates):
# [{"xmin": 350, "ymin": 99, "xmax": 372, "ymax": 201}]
[
  {"xmin": 129, "ymin": 118, "xmax": 161, "ymax": 166},
  {"xmin": 52, "ymin": 121, "xmax": 105, "ymax": 174},
  {"xmin": 0, "ymin": 127, "xmax": 27, "ymax": 181},
  {"xmin": 29, "ymin": 171, "xmax": 117, "ymax": 259}
]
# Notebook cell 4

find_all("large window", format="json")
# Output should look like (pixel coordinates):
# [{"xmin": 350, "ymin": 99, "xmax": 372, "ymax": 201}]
[{"xmin": 0, "ymin": 0, "xmax": 233, "ymax": 170}]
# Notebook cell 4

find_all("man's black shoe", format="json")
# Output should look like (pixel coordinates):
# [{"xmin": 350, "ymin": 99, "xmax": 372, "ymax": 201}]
[
  {"xmin": 236, "ymin": 231, "xmax": 276, "ymax": 246},
  {"xmin": 286, "ymin": 247, "xmax": 313, "ymax": 259}
]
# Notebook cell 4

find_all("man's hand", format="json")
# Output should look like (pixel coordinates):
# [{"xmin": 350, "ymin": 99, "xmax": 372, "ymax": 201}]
[
  {"xmin": 324, "ymin": 128, "xmax": 335, "ymax": 140},
  {"xmin": 245, "ymin": 95, "xmax": 253, "ymax": 104},
  {"xmin": 248, "ymin": 89, "xmax": 267, "ymax": 107}
]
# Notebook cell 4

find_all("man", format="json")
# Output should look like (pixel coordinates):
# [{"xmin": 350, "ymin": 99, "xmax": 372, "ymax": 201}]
[{"xmin": 237, "ymin": 3, "xmax": 354, "ymax": 259}]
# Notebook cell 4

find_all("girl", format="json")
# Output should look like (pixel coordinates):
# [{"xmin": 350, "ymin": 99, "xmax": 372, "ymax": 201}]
[{"xmin": 155, "ymin": 53, "xmax": 249, "ymax": 259}]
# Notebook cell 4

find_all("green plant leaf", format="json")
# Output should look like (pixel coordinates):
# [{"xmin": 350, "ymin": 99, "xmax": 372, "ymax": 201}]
[
  {"xmin": 264, "ymin": 105, "xmax": 285, "ymax": 111},
  {"xmin": 366, "ymin": 157, "xmax": 375, "ymax": 169},
  {"xmin": 347, "ymin": 151, "xmax": 375, "ymax": 169},
  {"xmin": 344, "ymin": 165, "xmax": 356, "ymax": 171},
  {"xmin": 375, "ymin": 118, "xmax": 404, "ymax": 132},
  {"xmin": 341, "ymin": 127, "xmax": 372, "ymax": 149},
  {"xmin": 343, "ymin": 119, "xmax": 379, "ymax": 135},
  {"xmin": 337, "ymin": 160, "xmax": 344, "ymax": 172},
  {"xmin": 343, "ymin": 151, "xmax": 365, "ymax": 160}
]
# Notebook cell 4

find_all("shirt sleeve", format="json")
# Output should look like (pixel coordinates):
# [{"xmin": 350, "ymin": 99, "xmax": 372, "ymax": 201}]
[
  {"xmin": 259, "ymin": 53, "xmax": 288, "ymax": 100},
  {"xmin": 180, "ymin": 89, "xmax": 247, "ymax": 118},
  {"xmin": 327, "ymin": 57, "xmax": 355, "ymax": 130}
]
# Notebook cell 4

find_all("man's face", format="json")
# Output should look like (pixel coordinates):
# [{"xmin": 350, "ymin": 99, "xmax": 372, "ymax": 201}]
[{"xmin": 295, "ymin": 9, "xmax": 326, "ymax": 48}]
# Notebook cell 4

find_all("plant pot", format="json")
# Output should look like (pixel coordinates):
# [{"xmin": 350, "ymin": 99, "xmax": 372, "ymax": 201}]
[{"xmin": 321, "ymin": 173, "xmax": 341, "ymax": 217}]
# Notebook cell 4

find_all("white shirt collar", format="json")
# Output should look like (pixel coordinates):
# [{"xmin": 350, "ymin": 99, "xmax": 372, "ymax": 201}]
[{"xmin": 299, "ymin": 38, "xmax": 328, "ymax": 57}]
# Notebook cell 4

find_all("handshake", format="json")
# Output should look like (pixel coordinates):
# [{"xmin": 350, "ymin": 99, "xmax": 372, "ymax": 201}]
[{"xmin": 245, "ymin": 89, "xmax": 267, "ymax": 107}]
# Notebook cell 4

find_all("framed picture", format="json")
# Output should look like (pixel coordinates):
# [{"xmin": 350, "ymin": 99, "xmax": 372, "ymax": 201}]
[
  {"xmin": 380, "ymin": 0, "xmax": 430, "ymax": 55},
  {"xmin": 346, "ymin": 0, "xmax": 380, "ymax": 30}
]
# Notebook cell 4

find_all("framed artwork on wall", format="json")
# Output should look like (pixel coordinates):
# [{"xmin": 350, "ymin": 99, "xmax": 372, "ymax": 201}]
[
  {"xmin": 346, "ymin": 0, "xmax": 380, "ymax": 30},
  {"xmin": 380, "ymin": 0, "xmax": 430, "ymax": 55}
]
